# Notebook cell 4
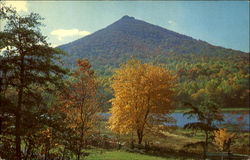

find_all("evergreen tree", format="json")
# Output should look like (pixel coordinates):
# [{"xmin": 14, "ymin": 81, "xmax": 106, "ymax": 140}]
[
  {"xmin": 184, "ymin": 100, "xmax": 224, "ymax": 159},
  {"xmin": 0, "ymin": 4, "xmax": 67, "ymax": 160}
]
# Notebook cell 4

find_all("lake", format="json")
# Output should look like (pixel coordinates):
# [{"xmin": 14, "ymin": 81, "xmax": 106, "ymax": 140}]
[
  {"xmin": 171, "ymin": 112, "xmax": 250, "ymax": 131},
  {"xmin": 101, "ymin": 111, "xmax": 250, "ymax": 131}
]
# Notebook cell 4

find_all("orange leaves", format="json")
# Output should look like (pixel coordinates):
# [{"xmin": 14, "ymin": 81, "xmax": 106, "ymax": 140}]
[
  {"xmin": 214, "ymin": 128, "xmax": 236, "ymax": 151},
  {"xmin": 75, "ymin": 59, "xmax": 94, "ymax": 76},
  {"xmin": 58, "ymin": 59, "xmax": 99, "ymax": 134},
  {"xmin": 41, "ymin": 128, "xmax": 52, "ymax": 139},
  {"xmin": 77, "ymin": 59, "xmax": 91, "ymax": 68},
  {"xmin": 108, "ymin": 59, "xmax": 176, "ymax": 137}
]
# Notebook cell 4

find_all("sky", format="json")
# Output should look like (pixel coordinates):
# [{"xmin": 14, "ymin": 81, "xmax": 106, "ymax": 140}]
[{"xmin": 2, "ymin": 1, "xmax": 249, "ymax": 52}]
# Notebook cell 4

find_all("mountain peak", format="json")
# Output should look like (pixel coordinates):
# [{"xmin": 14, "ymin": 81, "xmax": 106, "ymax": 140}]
[
  {"xmin": 120, "ymin": 15, "xmax": 135, "ymax": 20},
  {"xmin": 59, "ymin": 16, "xmax": 244, "ymax": 68}
]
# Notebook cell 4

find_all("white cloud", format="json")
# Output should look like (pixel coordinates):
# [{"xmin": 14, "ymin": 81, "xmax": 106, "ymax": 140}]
[
  {"xmin": 51, "ymin": 29, "xmax": 91, "ymax": 41},
  {"xmin": 51, "ymin": 44, "xmax": 59, "ymax": 48},
  {"xmin": 4, "ymin": 1, "xmax": 28, "ymax": 12},
  {"xmin": 168, "ymin": 20, "xmax": 176, "ymax": 25}
]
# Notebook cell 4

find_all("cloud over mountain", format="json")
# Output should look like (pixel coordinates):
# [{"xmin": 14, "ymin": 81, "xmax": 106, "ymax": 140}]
[{"xmin": 51, "ymin": 29, "xmax": 90, "ymax": 41}]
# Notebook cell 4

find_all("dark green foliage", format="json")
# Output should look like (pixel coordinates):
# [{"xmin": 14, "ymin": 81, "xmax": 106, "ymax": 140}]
[
  {"xmin": 0, "ymin": 4, "xmax": 67, "ymax": 160},
  {"xmin": 184, "ymin": 101, "xmax": 224, "ymax": 159}
]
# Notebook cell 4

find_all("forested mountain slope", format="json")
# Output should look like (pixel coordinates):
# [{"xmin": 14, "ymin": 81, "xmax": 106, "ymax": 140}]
[
  {"xmin": 58, "ymin": 15, "xmax": 245, "ymax": 68},
  {"xmin": 58, "ymin": 16, "xmax": 249, "ymax": 109}
]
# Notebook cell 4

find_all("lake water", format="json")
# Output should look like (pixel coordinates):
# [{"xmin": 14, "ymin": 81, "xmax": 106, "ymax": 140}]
[
  {"xmin": 101, "ymin": 111, "xmax": 250, "ymax": 131},
  {"xmin": 171, "ymin": 112, "xmax": 250, "ymax": 131}
]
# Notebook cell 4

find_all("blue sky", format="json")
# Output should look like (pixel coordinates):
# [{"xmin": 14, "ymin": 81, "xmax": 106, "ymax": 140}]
[{"xmin": 3, "ymin": 1, "xmax": 249, "ymax": 52}]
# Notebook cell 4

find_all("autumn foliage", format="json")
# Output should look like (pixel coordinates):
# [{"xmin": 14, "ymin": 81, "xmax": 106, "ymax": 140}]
[
  {"xmin": 57, "ymin": 59, "xmax": 99, "ymax": 160},
  {"xmin": 108, "ymin": 59, "xmax": 176, "ymax": 144},
  {"xmin": 214, "ymin": 128, "xmax": 236, "ymax": 153}
]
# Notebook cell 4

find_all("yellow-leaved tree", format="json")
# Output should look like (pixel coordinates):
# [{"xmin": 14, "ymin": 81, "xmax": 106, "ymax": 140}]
[
  {"xmin": 214, "ymin": 128, "xmax": 236, "ymax": 159},
  {"xmin": 214, "ymin": 128, "xmax": 236, "ymax": 156},
  {"xmin": 108, "ymin": 59, "xmax": 176, "ymax": 144}
]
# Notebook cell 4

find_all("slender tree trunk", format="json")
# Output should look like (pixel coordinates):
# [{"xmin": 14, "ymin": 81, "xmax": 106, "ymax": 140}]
[
  {"xmin": 77, "ymin": 107, "xmax": 85, "ymax": 160},
  {"xmin": 227, "ymin": 139, "xmax": 231, "ymax": 160},
  {"xmin": 77, "ymin": 130, "xmax": 84, "ymax": 160},
  {"xmin": 137, "ymin": 106, "xmax": 149, "ymax": 146},
  {"xmin": 203, "ymin": 131, "xmax": 209, "ymax": 160},
  {"xmin": 77, "ymin": 141, "xmax": 81, "ymax": 160},
  {"xmin": 15, "ymin": 107, "xmax": 21, "ymax": 160},
  {"xmin": 16, "ymin": 90, "xmax": 22, "ymax": 160},
  {"xmin": 137, "ymin": 100, "xmax": 149, "ymax": 145},
  {"xmin": 0, "ymin": 76, "xmax": 2, "ymax": 135},
  {"xmin": 137, "ymin": 129, "xmax": 143, "ymax": 145},
  {"xmin": 130, "ymin": 132, "xmax": 134, "ymax": 149},
  {"xmin": 16, "ymin": 53, "xmax": 25, "ymax": 160}
]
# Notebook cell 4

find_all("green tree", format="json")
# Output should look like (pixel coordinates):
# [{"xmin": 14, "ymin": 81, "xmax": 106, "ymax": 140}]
[
  {"xmin": 184, "ymin": 100, "xmax": 223, "ymax": 159},
  {"xmin": 0, "ymin": 4, "xmax": 67, "ymax": 160}
]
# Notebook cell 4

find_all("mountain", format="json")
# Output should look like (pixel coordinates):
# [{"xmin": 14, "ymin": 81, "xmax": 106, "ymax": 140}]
[
  {"xmin": 58, "ymin": 16, "xmax": 249, "ymax": 110},
  {"xmin": 58, "ymin": 15, "xmax": 246, "ymax": 68}
]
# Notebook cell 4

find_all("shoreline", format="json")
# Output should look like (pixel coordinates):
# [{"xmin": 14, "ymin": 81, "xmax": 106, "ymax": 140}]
[{"xmin": 174, "ymin": 107, "xmax": 250, "ymax": 113}]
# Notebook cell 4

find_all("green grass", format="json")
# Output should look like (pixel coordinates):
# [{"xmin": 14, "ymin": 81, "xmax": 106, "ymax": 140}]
[
  {"xmin": 220, "ymin": 107, "xmax": 250, "ymax": 112},
  {"xmin": 85, "ymin": 149, "xmax": 193, "ymax": 160}
]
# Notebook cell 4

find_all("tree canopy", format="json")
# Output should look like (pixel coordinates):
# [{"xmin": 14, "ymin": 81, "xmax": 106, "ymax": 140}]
[
  {"xmin": 56, "ymin": 59, "xmax": 99, "ymax": 160},
  {"xmin": 0, "ymin": 4, "xmax": 67, "ymax": 160},
  {"xmin": 108, "ymin": 59, "xmax": 176, "ymax": 144}
]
